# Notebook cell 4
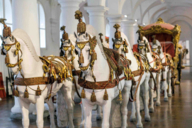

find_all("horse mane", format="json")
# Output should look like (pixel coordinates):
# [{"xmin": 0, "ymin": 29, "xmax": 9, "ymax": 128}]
[{"xmin": 12, "ymin": 29, "xmax": 40, "ymax": 62}]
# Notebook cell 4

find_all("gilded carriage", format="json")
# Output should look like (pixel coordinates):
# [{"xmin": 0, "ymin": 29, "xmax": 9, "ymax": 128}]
[{"xmin": 136, "ymin": 18, "xmax": 182, "ymax": 85}]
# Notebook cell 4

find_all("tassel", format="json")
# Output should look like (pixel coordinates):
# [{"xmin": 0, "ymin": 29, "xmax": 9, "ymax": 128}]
[
  {"xmin": 81, "ymin": 88, "xmax": 86, "ymax": 98},
  {"xmin": 5, "ymin": 54, "xmax": 10, "ymax": 64},
  {"xmin": 103, "ymin": 89, "xmax": 108, "ymax": 100},
  {"xmin": 36, "ymin": 85, "xmax": 41, "ymax": 96},
  {"xmin": 79, "ymin": 52, "xmax": 84, "ymax": 63},
  {"xmin": 13, "ymin": 86, "xmax": 19, "ymax": 97},
  {"xmin": 91, "ymin": 90, "xmax": 96, "ymax": 102},
  {"xmin": 118, "ymin": 90, "xmax": 123, "ymax": 101},
  {"xmin": 24, "ymin": 87, "xmax": 29, "ymax": 98},
  {"xmin": 91, "ymin": 52, "xmax": 97, "ymax": 60}
]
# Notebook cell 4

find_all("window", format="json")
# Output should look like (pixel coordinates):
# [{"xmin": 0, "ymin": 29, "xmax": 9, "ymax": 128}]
[
  {"xmin": 37, "ymin": 2, "xmax": 46, "ymax": 48},
  {"xmin": 0, "ymin": 0, "xmax": 12, "ymax": 45}
]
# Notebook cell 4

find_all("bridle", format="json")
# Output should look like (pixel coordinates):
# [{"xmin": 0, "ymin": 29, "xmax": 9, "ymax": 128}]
[
  {"xmin": 1, "ymin": 37, "xmax": 24, "ymax": 77},
  {"xmin": 75, "ymin": 34, "xmax": 97, "ymax": 82},
  {"xmin": 113, "ymin": 39, "xmax": 128, "ymax": 53},
  {"xmin": 61, "ymin": 41, "xmax": 75, "ymax": 63}
]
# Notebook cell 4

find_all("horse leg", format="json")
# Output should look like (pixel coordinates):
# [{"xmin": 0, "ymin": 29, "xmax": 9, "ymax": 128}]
[
  {"xmin": 96, "ymin": 105, "xmax": 102, "ymax": 120},
  {"xmin": 143, "ymin": 77, "xmax": 150, "ymax": 122},
  {"xmin": 149, "ymin": 78, "xmax": 154, "ymax": 112},
  {"xmin": 80, "ymin": 103, "xmax": 85, "ymax": 126},
  {"xmin": 156, "ymin": 73, "xmax": 161, "ymax": 106},
  {"xmin": 162, "ymin": 69, "xmax": 168, "ymax": 102},
  {"xmin": 45, "ymin": 99, "xmax": 56, "ymax": 128},
  {"xmin": 36, "ymin": 97, "xmax": 45, "ymax": 128},
  {"xmin": 130, "ymin": 99, "xmax": 136, "ymax": 122},
  {"xmin": 19, "ymin": 98, "xmax": 30, "ymax": 128},
  {"xmin": 82, "ymin": 99, "xmax": 93, "ymax": 128},
  {"xmin": 109, "ymin": 98, "xmax": 117, "ymax": 128},
  {"xmin": 135, "ymin": 86, "xmax": 143, "ymax": 128},
  {"xmin": 62, "ymin": 80, "xmax": 74, "ymax": 128},
  {"xmin": 102, "ymin": 100, "xmax": 111, "ymax": 128},
  {"xmin": 168, "ymin": 70, "xmax": 172, "ymax": 97},
  {"xmin": 121, "ymin": 82, "xmax": 131, "ymax": 128}
]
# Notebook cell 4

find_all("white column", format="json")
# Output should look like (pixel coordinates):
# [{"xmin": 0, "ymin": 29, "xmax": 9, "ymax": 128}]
[
  {"xmin": 11, "ymin": 0, "xmax": 40, "ymax": 115},
  {"xmin": 12, "ymin": 0, "xmax": 40, "ymax": 55},
  {"xmin": 58, "ymin": 0, "xmax": 81, "ymax": 35},
  {"xmin": 84, "ymin": 6, "xmax": 108, "ymax": 39},
  {"xmin": 121, "ymin": 19, "xmax": 137, "ymax": 48},
  {"xmin": 107, "ymin": 15, "xmax": 122, "ymax": 48}
]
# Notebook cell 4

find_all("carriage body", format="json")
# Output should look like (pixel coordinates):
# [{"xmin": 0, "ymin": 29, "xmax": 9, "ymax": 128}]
[{"xmin": 136, "ymin": 18, "xmax": 181, "ymax": 85}]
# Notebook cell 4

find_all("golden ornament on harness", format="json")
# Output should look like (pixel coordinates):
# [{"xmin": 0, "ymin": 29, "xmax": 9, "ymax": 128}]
[
  {"xmin": 24, "ymin": 87, "xmax": 29, "ymax": 98},
  {"xmin": 4, "ymin": 45, "xmax": 12, "ymax": 51},
  {"xmin": 81, "ymin": 88, "xmax": 86, "ymax": 98},
  {"xmin": 13, "ymin": 86, "xmax": 19, "ymax": 97},
  {"xmin": 36, "ymin": 85, "xmax": 41, "ymax": 96},
  {"xmin": 0, "ymin": 18, "xmax": 12, "ymax": 37},
  {"xmin": 91, "ymin": 90, "xmax": 96, "ymax": 102},
  {"xmin": 91, "ymin": 51, "xmax": 97, "ymax": 60},
  {"xmin": 60, "ymin": 26, "xmax": 68, "ymax": 40},
  {"xmin": 115, "ymin": 44, "xmax": 121, "ymax": 49},
  {"xmin": 103, "ymin": 89, "xmax": 108, "ymax": 100},
  {"xmin": 75, "ymin": 10, "xmax": 86, "ymax": 33},
  {"xmin": 79, "ymin": 52, "xmax": 84, "ymax": 63},
  {"xmin": 113, "ymin": 24, "xmax": 121, "ymax": 39}
]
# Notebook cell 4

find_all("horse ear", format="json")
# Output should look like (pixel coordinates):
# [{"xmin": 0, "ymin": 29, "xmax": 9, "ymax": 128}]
[
  {"xmin": 74, "ymin": 32, "xmax": 78, "ymax": 39},
  {"xmin": 137, "ymin": 40, "xmax": 139, "ymax": 44},
  {"xmin": 112, "ymin": 38, "xmax": 115, "ymax": 43}
]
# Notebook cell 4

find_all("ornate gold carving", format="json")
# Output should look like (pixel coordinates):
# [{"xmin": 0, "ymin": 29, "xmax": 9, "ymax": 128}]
[{"xmin": 137, "ymin": 18, "xmax": 181, "ymax": 80}]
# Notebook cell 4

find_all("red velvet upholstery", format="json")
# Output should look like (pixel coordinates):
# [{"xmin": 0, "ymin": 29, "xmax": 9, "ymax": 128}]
[{"xmin": 143, "ymin": 23, "xmax": 174, "ymax": 30}]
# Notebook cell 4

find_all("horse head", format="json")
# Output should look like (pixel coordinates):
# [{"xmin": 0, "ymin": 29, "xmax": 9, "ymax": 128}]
[
  {"xmin": 112, "ymin": 24, "xmax": 128, "ymax": 54},
  {"xmin": 0, "ymin": 19, "xmax": 22, "ymax": 75},
  {"xmin": 74, "ymin": 31, "xmax": 97, "ymax": 73}
]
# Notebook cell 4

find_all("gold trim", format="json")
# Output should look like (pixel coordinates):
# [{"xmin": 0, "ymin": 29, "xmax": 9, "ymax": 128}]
[{"xmin": 137, "ymin": 18, "xmax": 181, "ymax": 80}]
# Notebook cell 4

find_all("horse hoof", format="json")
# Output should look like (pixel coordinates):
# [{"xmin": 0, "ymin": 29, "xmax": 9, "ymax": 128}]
[
  {"xmin": 145, "ymin": 117, "xmax": 151, "ymax": 122},
  {"xmin": 156, "ymin": 102, "xmax": 160, "ymax": 106},
  {"xmin": 136, "ymin": 124, "xmax": 143, "ymax": 128},
  {"xmin": 168, "ymin": 94, "xmax": 172, "ymax": 97},
  {"xmin": 149, "ymin": 108, "xmax": 154, "ymax": 113},
  {"xmin": 130, "ymin": 118, "xmax": 136, "ymax": 122},
  {"xmin": 96, "ymin": 115, "xmax": 102, "ymax": 120},
  {"xmin": 164, "ymin": 98, "xmax": 168, "ymax": 102},
  {"xmin": 153, "ymin": 98, "xmax": 157, "ymax": 102}
]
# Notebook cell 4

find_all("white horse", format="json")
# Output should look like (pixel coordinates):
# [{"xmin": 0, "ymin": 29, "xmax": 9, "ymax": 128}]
[
  {"xmin": 60, "ymin": 31, "xmax": 102, "ymax": 124},
  {"xmin": 137, "ymin": 37, "xmax": 162, "ymax": 112},
  {"xmin": 151, "ymin": 39, "xmax": 173, "ymax": 100},
  {"xmin": 0, "ymin": 28, "xmax": 74, "ymax": 128},
  {"xmin": 74, "ymin": 25, "xmax": 132, "ymax": 128},
  {"xmin": 112, "ymin": 32, "xmax": 150, "ymax": 125}
]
